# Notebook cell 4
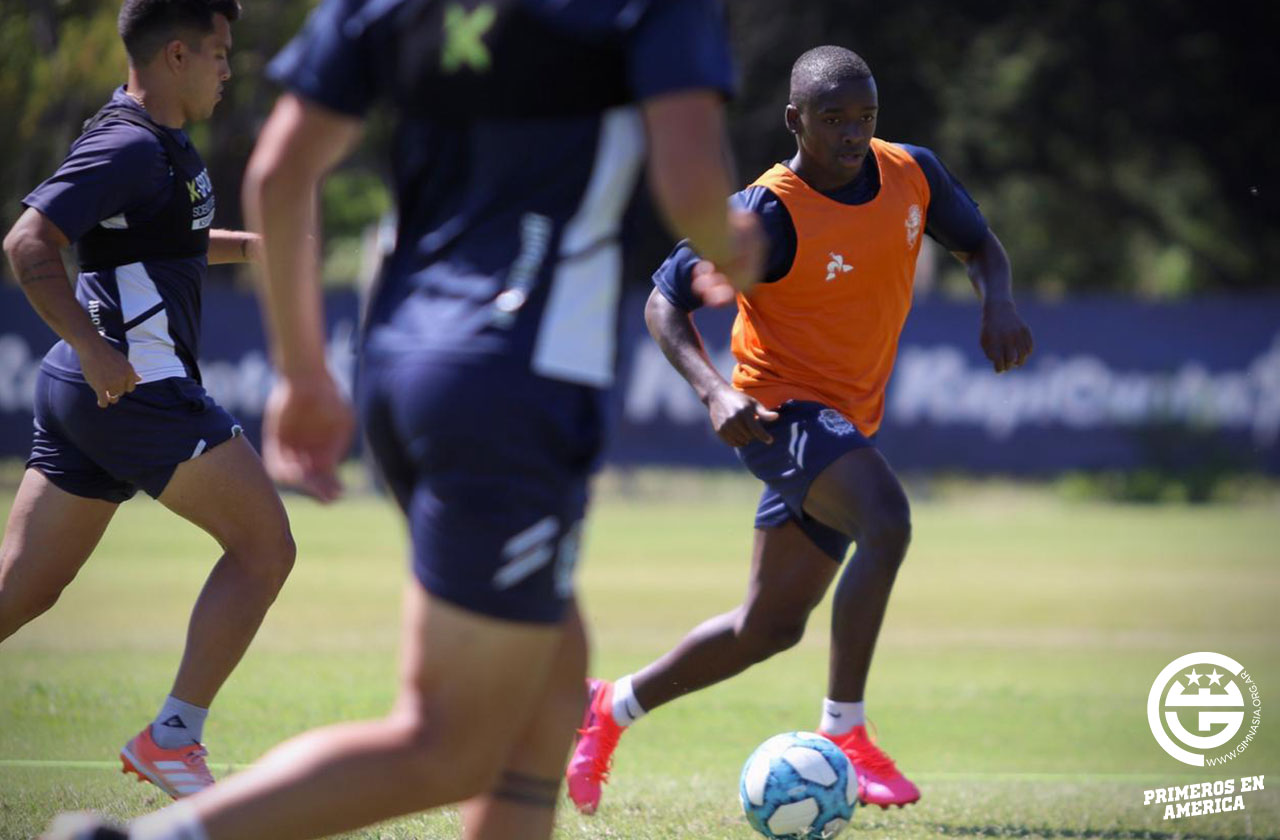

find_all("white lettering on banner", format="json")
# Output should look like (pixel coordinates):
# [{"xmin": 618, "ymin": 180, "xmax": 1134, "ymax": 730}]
[
  {"xmin": 200, "ymin": 319, "xmax": 357, "ymax": 414},
  {"xmin": 4, "ymin": 325, "xmax": 1280, "ymax": 448},
  {"xmin": 198, "ymin": 351, "xmax": 274, "ymax": 414},
  {"xmin": 623, "ymin": 339, "xmax": 736, "ymax": 424},
  {"xmin": 886, "ymin": 334, "xmax": 1280, "ymax": 444},
  {"xmin": 0, "ymin": 336, "xmax": 41, "ymax": 411},
  {"xmin": 0, "ymin": 321, "xmax": 357, "ymax": 416},
  {"xmin": 619, "ymin": 333, "xmax": 1280, "ymax": 445}
]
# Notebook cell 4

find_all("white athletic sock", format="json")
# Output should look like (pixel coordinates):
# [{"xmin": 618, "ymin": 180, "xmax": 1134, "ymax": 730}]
[
  {"xmin": 130, "ymin": 801, "xmax": 209, "ymax": 840},
  {"xmin": 819, "ymin": 699, "xmax": 865, "ymax": 736},
  {"xmin": 151, "ymin": 696, "xmax": 208, "ymax": 749},
  {"xmin": 610, "ymin": 674, "xmax": 647, "ymax": 727}
]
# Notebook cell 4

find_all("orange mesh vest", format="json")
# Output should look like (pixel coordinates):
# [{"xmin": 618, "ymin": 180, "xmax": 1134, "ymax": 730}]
[{"xmin": 730, "ymin": 139, "xmax": 931, "ymax": 436}]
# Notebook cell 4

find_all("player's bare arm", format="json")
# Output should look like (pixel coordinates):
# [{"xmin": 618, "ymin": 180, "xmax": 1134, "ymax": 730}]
[
  {"xmin": 955, "ymin": 228, "xmax": 1034, "ymax": 373},
  {"xmin": 207, "ymin": 229, "xmax": 261, "ymax": 265},
  {"xmin": 3, "ymin": 207, "xmax": 140, "ymax": 407},
  {"xmin": 643, "ymin": 92, "xmax": 766, "ymax": 296},
  {"xmin": 242, "ymin": 93, "xmax": 361, "ymax": 502},
  {"xmin": 643, "ymin": 92, "xmax": 736, "ymax": 265},
  {"xmin": 644, "ymin": 289, "xmax": 778, "ymax": 447}
]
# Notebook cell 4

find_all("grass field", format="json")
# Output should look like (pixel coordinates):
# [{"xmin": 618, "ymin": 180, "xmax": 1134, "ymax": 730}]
[{"xmin": 1, "ymin": 473, "xmax": 1278, "ymax": 839}]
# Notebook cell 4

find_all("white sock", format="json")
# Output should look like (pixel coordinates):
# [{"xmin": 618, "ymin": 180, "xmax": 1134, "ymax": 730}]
[
  {"xmin": 610, "ymin": 675, "xmax": 647, "ymax": 727},
  {"xmin": 819, "ymin": 699, "xmax": 865, "ymax": 736},
  {"xmin": 130, "ymin": 801, "xmax": 209, "ymax": 840},
  {"xmin": 151, "ymin": 696, "xmax": 208, "ymax": 749}
]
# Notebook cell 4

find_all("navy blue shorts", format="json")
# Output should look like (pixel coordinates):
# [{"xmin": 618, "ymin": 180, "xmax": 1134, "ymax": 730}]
[
  {"xmin": 28, "ymin": 369, "xmax": 242, "ymax": 503},
  {"xmin": 735, "ymin": 401, "xmax": 874, "ymax": 562},
  {"xmin": 358, "ymin": 351, "xmax": 603, "ymax": 624}
]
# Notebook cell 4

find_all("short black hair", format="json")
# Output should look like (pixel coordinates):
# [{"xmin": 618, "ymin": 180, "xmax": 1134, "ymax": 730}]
[
  {"xmin": 789, "ymin": 46, "xmax": 873, "ymax": 108},
  {"xmin": 118, "ymin": 0, "xmax": 241, "ymax": 65}
]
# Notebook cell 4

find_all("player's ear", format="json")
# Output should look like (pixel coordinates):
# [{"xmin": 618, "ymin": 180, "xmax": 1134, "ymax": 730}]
[
  {"xmin": 784, "ymin": 104, "xmax": 800, "ymax": 135},
  {"xmin": 163, "ymin": 38, "xmax": 187, "ymax": 74}
]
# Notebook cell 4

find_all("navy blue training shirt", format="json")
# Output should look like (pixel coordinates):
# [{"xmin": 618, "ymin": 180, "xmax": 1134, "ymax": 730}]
[
  {"xmin": 269, "ymin": 0, "xmax": 735, "ymax": 389},
  {"xmin": 23, "ymin": 86, "xmax": 214, "ymax": 383},
  {"xmin": 654, "ymin": 143, "xmax": 988, "ymax": 312}
]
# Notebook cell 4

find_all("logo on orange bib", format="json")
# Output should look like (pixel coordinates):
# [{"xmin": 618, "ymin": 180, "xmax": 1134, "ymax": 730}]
[
  {"xmin": 905, "ymin": 205, "xmax": 922, "ymax": 248},
  {"xmin": 825, "ymin": 253, "xmax": 854, "ymax": 282}
]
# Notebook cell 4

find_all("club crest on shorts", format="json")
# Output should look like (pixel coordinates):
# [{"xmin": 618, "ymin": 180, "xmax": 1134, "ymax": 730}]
[{"xmin": 817, "ymin": 409, "xmax": 856, "ymax": 436}]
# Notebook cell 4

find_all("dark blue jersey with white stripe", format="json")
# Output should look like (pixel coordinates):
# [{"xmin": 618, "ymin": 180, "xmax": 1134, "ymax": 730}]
[
  {"xmin": 23, "ymin": 87, "xmax": 214, "ymax": 385},
  {"xmin": 269, "ymin": 0, "xmax": 734, "ymax": 388}
]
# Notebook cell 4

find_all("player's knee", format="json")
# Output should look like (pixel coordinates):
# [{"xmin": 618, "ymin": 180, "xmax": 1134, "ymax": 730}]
[
  {"xmin": 737, "ymin": 609, "xmax": 809, "ymax": 660},
  {"xmin": 0, "ymin": 574, "xmax": 63, "ymax": 637},
  {"xmin": 861, "ymin": 499, "xmax": 912, "ymax": 559},
  {"xmin": 230, "ymin": 524, "xmax": 296, "ymax": 591},
  {"xmin": 271, "ymin": 528, "xmax": 297, "ymax": 583},
  {"xmin": 394, "ymin": 716, "xmax": 503, "ymax": 804}
]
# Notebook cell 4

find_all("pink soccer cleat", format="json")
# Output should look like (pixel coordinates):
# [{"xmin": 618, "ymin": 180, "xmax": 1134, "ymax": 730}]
[
  {"xmin": 565, "ymin": 679, "xmax": 625, "ymax": 814},
  {"xmin": 120, "ymin": 726, "xmax": 215, "ymax": 799},
  {"xmin": 822, "ymin": 724, "xmax": 920, "ymax": 808}
]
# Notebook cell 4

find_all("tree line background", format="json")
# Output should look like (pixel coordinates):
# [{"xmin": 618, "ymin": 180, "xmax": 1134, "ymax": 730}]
[{"xmin": 0, "ymin": 0, "xmax": 1276, "ymax": 298}]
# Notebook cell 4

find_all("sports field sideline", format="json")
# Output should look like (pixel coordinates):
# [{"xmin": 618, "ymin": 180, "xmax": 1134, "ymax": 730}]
[{"xmin": 1, "ymin": 472, "xmax": 1277, "ymax": 839}]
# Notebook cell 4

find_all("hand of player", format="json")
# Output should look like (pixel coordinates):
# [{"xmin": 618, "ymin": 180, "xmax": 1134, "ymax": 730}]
[
  {"xmin": 78, "ymin": 339, "xmax": 140, "ymax": 408},
  {"xmin": 262, "ymin": 371, "xmax": 355, "ymax": 503},
  {"xmin": 706, "ymin": 384, "xmax": 780, "ymax": 447},
  {"xmin": 979, "ymin": 298, "xmax": 1034, "ymax": 373},
  {"xmin": 691, "ymin": 209, "xmax": 767, "ymax": 307}
]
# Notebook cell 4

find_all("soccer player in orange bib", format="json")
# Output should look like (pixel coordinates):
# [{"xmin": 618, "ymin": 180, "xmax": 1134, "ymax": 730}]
[{"xmin": 568, "ymin": 46, "xmax": 1033, "ymax": 813}]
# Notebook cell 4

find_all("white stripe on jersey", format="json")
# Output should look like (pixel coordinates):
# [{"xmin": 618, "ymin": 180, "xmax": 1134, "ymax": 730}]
[
  {"xmin": 532, "ymin": 106, "xmax": 646, "ymax": 388},
  {"xmin": 115, "ymin": 261, "xmax": 187, "ymax": 383}
]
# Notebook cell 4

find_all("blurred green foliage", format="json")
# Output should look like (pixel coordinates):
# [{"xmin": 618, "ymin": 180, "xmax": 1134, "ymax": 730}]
[{"xmin": 0, "ymin": 0, "xmax": 1276, "ymax": 295}]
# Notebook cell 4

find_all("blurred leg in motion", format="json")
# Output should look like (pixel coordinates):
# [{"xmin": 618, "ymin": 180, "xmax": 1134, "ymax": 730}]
[
  {"xmin": 464, "ymin": 603, "xmax": 588, "ymax": 840},
  {"xmin": 130, "ymin": 584, "xmax": 564, "ymax": 840},
  {"xmin": 0, "ymin": 469, "xmax": 116, "ymax": 642}
]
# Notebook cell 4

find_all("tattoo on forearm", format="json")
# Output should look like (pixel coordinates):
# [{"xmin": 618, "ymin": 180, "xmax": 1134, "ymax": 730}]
[
  {"xmin": 490, "ymin": 771, "xmax": 560, "ymax": 808},
  {"xmin": 15, "ymin": 257, "xmax": 67, "ymax": 287}
]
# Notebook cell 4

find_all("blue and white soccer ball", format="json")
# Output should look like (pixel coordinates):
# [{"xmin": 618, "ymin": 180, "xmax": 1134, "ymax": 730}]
[{"xmin": 739, "ymin": 731, "xmax": 857, "ymax": 839}]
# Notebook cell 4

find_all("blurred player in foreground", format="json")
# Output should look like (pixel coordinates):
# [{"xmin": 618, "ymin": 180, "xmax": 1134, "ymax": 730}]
[
  {"xmin": 568, "ymin": 45, "xmax": 1034, "ymax": 813},
  {"xmin": 44, "ymin": 0, "xmax": 760, "ymax": 838},
  {"xmin": 1, "ymin": 0, "xmax": 295, "ymax": 801}
]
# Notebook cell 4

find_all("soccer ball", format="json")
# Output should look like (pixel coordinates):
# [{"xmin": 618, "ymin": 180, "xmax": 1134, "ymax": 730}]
[{"xmin": 739, "ymin": 731, "xmax": 857, "ymax": 839}]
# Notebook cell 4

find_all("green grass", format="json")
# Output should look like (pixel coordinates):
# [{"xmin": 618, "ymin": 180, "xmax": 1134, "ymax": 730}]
[{"xmin": 1, "ymin": 475, "xmax": 1278, "ymax": 838}]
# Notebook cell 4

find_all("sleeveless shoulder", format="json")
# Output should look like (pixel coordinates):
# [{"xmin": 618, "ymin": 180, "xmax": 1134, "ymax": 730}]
[
  {"xmin": 870, "ymin": 138, "xmax": 929, "ymax": 204},
  {"xmin": 871, "ymin": 139, "xmax": 922, "ymax": 176}
]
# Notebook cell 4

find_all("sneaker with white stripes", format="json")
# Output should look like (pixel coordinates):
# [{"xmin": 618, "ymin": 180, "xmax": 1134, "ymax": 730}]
[{"xmin": 120, "ymin": 726, "xmax": 215, "ymax": 799}]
